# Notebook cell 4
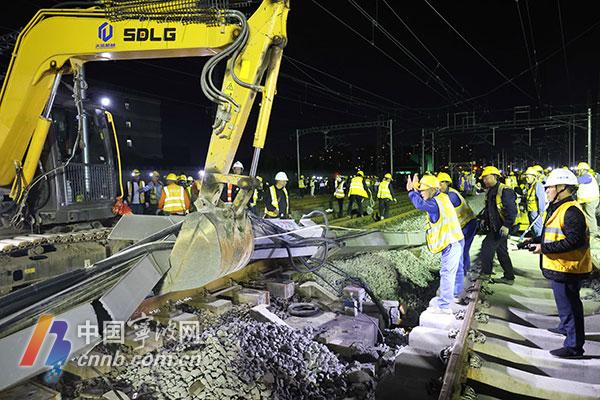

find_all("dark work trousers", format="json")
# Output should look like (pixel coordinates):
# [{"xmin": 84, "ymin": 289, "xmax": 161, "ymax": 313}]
[
  {"xmin": 378, "ymin": 198, "xmax": 392, "ymax": 219},
  {"xmin": 347, "ymin": 195, "xmax": 364, "ymax": 217},
  {"xmin": 479, "ymin": 232, "xmax": 515, "ymax": 280},
  {"xmin": 336, "ymin": 198, "xmax": 344, "ymax": 218},
  {"xmin": 130, "ymin": 203, "xmax": 145, "ymax": 215},
  {"xmin": 551, "ymin": 279, "xmax": 585, "ymax": 352}
]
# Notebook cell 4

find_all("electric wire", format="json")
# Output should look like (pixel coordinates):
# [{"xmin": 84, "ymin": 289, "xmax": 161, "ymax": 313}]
[
  {"xmin": 309, "ymin": 0, "xmax": 454, "ymax": 103},
  {"xmin": 380, "ymin": 0, "xmax": 473, "ymax": 99},
  {"xmin": 347, "ymin": 0, "xmax": 466, "ymax": 105},
  {"xmin": 515, "ymin": 0, "xmax": 541, "ymax": 105},
  {"xmin": 556, "ymin": 0, "xmax": 572, "ymax": 105},
  {"xmin": 421, "ymin": 0, "xmax": 535, "ymax": 102}
]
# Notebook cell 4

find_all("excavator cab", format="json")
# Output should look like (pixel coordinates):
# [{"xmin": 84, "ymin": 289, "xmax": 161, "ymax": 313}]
[{"xmin": 30, "ymin": 103, "xmax": 117, "ymax": 227}]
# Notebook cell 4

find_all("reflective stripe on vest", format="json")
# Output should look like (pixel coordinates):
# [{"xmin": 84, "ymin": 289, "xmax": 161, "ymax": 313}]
[
  {"xmin": 250, "ymin": 189, "xmax": 259, "ymax": 207},
  {"xmin": 448, "ymin": 188, "xmax": 476, "ymax": 228},
  {"xmin": 526, "ymin": 181, "xmax": 540, "ymax": 212},
  {"xmin": 127, "ymin": 180, "xmax": 145, "ymax": 204},
  {"xmin": 298, "ymin": 179, "xmax": 306, "ymax": 189},
  {"xmin": 542, "ymin": 200, "xmax": 592, "ymax": 274},
  {"xmin": 226, "ymin": 183, "xmax": 233, "ymax": 204},
  {"xmin": 348, "ymin": 176, "xmax": 368, "ymax": 198},
  {"xmin": 334, "ymin": 181, "xmax": 346, "ymax": 199},
  {"xmin": 163, "ymin": 184, "xmax": 186, "ymax": 213},
  {"xmin": 264, "ymin": 186, "xmax": 289, "ymax": 217},
  {"xmin": 426, "ymin": 192, "xmax": 464, "ymax": 254},
  {"xmin": 577, "ymin": 174, "xmax": 600, "ymax": 203},
  {"xmin": 377, "ymin": 180, "xmax": 393, "ymax": 200}
]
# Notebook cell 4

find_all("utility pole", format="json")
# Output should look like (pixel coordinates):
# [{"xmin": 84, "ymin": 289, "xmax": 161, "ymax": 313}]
[
  {"xmin": 389, "ymin": 119, "xmax": 393, "ymax": 175},
  {"xmin": 448, "ymin": 138, "xmax": 452, "ymax": 164}
]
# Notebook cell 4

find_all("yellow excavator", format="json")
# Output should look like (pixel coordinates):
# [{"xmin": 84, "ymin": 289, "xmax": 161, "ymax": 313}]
[
  {"xmin": 0, "ymin": 0, "xmax": 288, "ymax": 288},
  {"xmin": 0, "ymin": 0, "xmax": 290, "ymax": 388}
]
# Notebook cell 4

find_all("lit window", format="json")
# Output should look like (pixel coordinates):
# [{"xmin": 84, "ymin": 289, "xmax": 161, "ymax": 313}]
[
  {"xmin": 125, "ymin": 120, "xmax": 132, "ymax": 128},
  {"xmin": 126, "ymin": 138, "xmax": 133, "ymax": 148},
  {"xmin": 124, "ymin": 102, "xmax": 130, "ymax": 110}
]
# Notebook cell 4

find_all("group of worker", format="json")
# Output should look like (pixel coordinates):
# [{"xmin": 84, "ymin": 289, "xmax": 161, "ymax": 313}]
[
  {"xmin": 124, "ymin": 169, "xmax": 192, "ymax": 215},
  {"xmin": 407, "ymin": 163, "xmax": 593, "ymax": 359},
  {"xmin": 323, "ymin": 171, "xmax": 397, "ymax": 220},
  {"xmin": 124, "ymin": 164, "xmax": 294, "ymax": 219}
]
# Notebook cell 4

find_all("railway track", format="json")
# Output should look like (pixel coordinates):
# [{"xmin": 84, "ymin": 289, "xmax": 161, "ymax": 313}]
[{"xmin": 379, "ymin": 235, "xmax": 600, "ymax": 399}]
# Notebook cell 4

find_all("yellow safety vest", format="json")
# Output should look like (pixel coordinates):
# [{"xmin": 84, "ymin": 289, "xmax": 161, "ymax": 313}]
[
  {"xmin": 348, "ymin": 176, "xmax": 368, "ymax": 198},
  {"xmin": 542, "ymin": 200, "xmax": 592, "ymax": 275},
  {"xmin": 495, "ymin": 183, "xmax": 517, "ymax": 222},
  {"xmin": 163, "ymin": 184, "xmax": 186, "ymax": 214},
  {"xmin": 334, "ymin": 180, "xmax": 346, "ymax": 199},
  {"xmin": 448, "ymin": 188, "xmax": 476, "ymax": 228},
  {"xmin": 526, "ymin": 181, "xmax": 540, "ymax": 212},
  {"xmin": 426, "ymin": 192, "xmax": 464, "ymax": 254},
  {"xmin": 577, "ymin": 175, "xmax": 600, "ymax": 203},
  {"xmin": 127, "ymin": 180, "xmax": 145, "ymax": 204},
  {"xmin": 505, "ymin": 176, "xmax": 516, "ymax": 189},
  {"xmin": 377, "ymin": 180, "xmax": 393, "ymax": 200},
  {"xmin": 250, "ymin": 189, "xmax": 259, "ymax": 207},
  {"xmin": 298, "ymin": 179, "xmax": 306, "ymax": 189},
  {"xmin": 264, "ymin": 186, "xmax": 289, "ymax": 217}
]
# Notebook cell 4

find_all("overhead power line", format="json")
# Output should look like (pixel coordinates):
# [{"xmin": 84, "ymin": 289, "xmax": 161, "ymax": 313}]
[
  {"xmin": 515, "ymin": 0, "xmax": 541, "ymax": 105},
  {"xmin": 422, "ymin": 0, "xmax": 536, "ymax": 102},
  {"xmin": 309, "ymin": 0, "xmax": 454, "ymax": 103},
  {"xmin": 347, "ymin": 0, "xmax": 465, "ymax": 104},
  {"xmin": 380, "ymin": 0, "xmax": 473, "ymax": 99},
  {"xmin": 556, "ymin": 0, "xmax": 572, "ymax": 104}
]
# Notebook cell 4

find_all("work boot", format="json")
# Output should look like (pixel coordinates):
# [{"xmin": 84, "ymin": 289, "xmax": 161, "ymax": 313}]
[
  {"xmin": 549, "ymin": 347, "xmax": 584, "ymax": 358},
  {"xmin": 547, "ymin": 327, "xmax": 567, "ymax": 336},
  {"xmin": 492, "ymin": 277, "xmax": 515, "ymax": 285}
]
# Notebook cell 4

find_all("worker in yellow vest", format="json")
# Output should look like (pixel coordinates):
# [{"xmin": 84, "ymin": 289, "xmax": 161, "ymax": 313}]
[
  {"xmin": 575, "ymin": 162, "xmax": 599, "ymax": 236},
  {"xmin": 376, "ymin": 173, "xmax": 396, "ymax": 220},
  {"xmin": 347, "ymin": 170, "xmax": 369, "ymax": 218},
  {"xmin": 125, "ymin": 169, "xmax": 146, "ymax": 215},
  {"xmin": 407, "ymin": 174, "xmax": 465, "ymax": 313},
  {"xmin": 332, "ymin": 175, "xmax": 347, "ymax": 218},
  {"xmin": 479, "ymin": 166, "xmax": 518, "ymax": 285},
  {"xmin": 158, "ymin": 173, "xmax": 190, "ymax": 215},
  {"xmin": 505, "ymin": 171, "xmax": 517, "ymax": 189},
  {"xmin": 264, "ymin": 172, "xmax": 290, "ymax": 219},
  {"xmin": 248, "ymin": 175, "xmax": 263, "ymax": 216},
  {"xmin": 523, "ymin": 167, "xmax": 547, "ymax": 237},
  {"xmin": 523, "ymin": 168, "xmax": 591, "ymax": 358},
  {"xmin": 438, "ymin": 172, "xmax": 477, "ymax": 280},
  {"xmin": 298, "ymin": 175, "xmax": 306, "ymax": 198},
  {"xmin": 140, "ymin": 170, "xmax": 163, "ymax": 215}
]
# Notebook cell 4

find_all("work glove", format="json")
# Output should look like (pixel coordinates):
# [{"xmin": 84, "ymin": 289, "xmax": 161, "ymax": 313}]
[{"xmin": 499, "ymin": 226, "xmax": 510, "ymax": 238}]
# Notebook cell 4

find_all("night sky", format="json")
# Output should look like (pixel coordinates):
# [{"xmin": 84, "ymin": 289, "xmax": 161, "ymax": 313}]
[{"xmin": 2, "ymin": 0, "xmax": 600, "ymax": 174}]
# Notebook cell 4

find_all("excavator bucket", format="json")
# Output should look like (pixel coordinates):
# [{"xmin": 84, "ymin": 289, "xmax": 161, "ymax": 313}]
[{"xmin": 162, "ymin": 208, "xmax": 254, "ymax": 294}]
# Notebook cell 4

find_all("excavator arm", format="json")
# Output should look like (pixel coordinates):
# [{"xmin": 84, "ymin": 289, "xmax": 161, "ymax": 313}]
[{"xmin": 0, "ymin": 0, "xmax": 288, "ymax": 197}]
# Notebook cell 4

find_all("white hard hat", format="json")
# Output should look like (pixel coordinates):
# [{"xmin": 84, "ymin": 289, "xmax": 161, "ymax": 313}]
[
  {"xmin": 543, "ymin": 168, "xmax": 578, "ymax": 187},
  {"xmin": 233, "ymin": 161, "xmax": 244, "ymax": 170},
  {"xmin": 275, "ymin": 171, "xmax": 289, "ymax": 181}
]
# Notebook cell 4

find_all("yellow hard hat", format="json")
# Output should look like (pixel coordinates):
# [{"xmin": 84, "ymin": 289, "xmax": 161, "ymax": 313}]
[
  {"xmin": 480, "ymin": 166, "xmax": 501, "ymax": 178},
  {"xmin": 577, "ymin": 161, "xmax": 591, "ymax": 170},
  {"xmin": 532, "ymin": 165, "xmax": 544, "ymax": 174},
  {"xmin": 178, "ymin": 174, "xmax": 186, "ymax": 181},
  {"xmin": 357, "ymin": 170, "xmax": 365, "ymax": 177},
  {"xmin": 384, "ymin": 173, "xmax": 392, "ymax": 180},
  {"xmin": 257, "ymin": 176, "xmax": 263, "ymax": 182},
  {"xmin": 436, "ymin": 172, "xmax": 452, "ymax": 183},
  {"xmin": 150, "ymin": 170, "xmax": 160, "ymax": 178},
  {"xmin": 524, "ymin": 167, "xmax": 538, "ymax": 176},
  {"xmin": 166, "ymin": 173, "xmax": 177, "ymax": 181},
  {"xmin": 417, "ymin": 175, "xmax": 440, "ymax": 190},
  {"xmin": 132, "ymin": 169, "xmax": 141, "ymax": 176}
]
